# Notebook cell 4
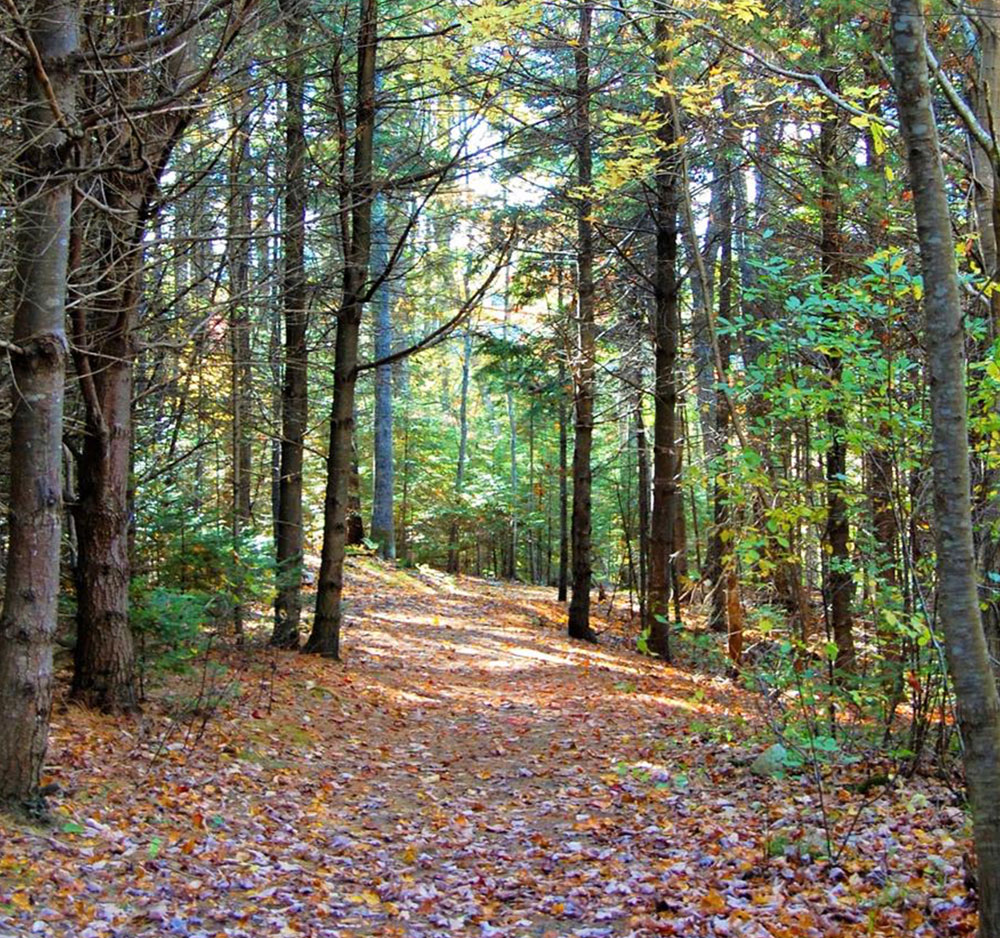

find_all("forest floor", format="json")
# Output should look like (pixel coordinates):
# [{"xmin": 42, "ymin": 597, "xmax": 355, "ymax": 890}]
[{"xmin": 0, "ymin": 557, "xmax": 978, "ymax": 938}]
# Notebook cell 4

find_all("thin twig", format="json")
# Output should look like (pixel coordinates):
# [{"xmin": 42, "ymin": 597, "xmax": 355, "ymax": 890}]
[{"xmin": 1, "ymin": 0, "xmax": 78, "ymax": 138}]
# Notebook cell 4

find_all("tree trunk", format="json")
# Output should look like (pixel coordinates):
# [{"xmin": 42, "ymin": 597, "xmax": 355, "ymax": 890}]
[
  {"xmin": 448, "ymin": 326, "xmax": 472, "ymax": 573},
  {"xmin": 818, "ymin": 27, "xmax": 855, "ymax": 673},
  {"xmin": 862, "ymin": 113, "xmax": 899, "ymax": 593},
  {"xmin": 647, "ymin": 2, "xmax": 680, "ymax": 660},
  {"xmin": 347, "ymin": 436, "xmax": 365, "ymax": 545},
  {"xmin": 967, "ymin": 2, "xmax": 1000, "ymax": 676},
  {"xmin": 228, "ymin": 72, "xmax": 254, "ymax": 642},
  {"xmin": 398, "ymin": 412, "xmax": 410, "ymax": 562},
  {"xmin": 707, "ymin": 150, "xmax": 733, "ymax": 635},
  {"xmin": 891, "ymin": 6, "xmax": 1000, "ymax": 935},
  {"xmin": 270, "ymin": 286, "xmax": 283, "ymax": 550},
  {"xmin": 370, "ymin": 194, "xmax": 396, "ymax": 560},
  {"xmin": 690, "ymin": 180, "xmax": 721, "ymax": 448},
  {"xmin": 503, "ymin": 276, "xmax": 518, "ymax": 581},
  {"xmin": 0, "ymin": 1, "xmax": 76, "ymax": 810},
  {"xmin": 567, "ymin": 0, "xmax": 598, "ymax": 642},
  {"xmin": 726, "ymin": 568, "xmax": 743, "ymax": 670},
  {"xmin": 71, "ymin": 2, "xmax": 196, "ymax": 711},
  {"xmin": 971, "ymin": 0, "xmax": 1000, "ymax": 301},
  {"xmin": 71, "ymin": 173, "xmax": 145, "ymax": 714},
  {"xmin": 672, "ymin": 431, "xmax": 687, "ymax": 589},
  {"xmin": 507, "ymin": 382, "xmax": 518, "ymax": 580},
  {"xmin": 73, "ymin": 370, "xmax": 139, "ymax": 714},
  {"xmin": 558, "ymin": 358, "xmax": 570, "ymax": 603},
  {"xmin": 306, "ymin": 0, "xmax": 377, "ymax": 658},
  {"xmin": 529, "ymin": 405, "xmax": 539, "ymax": 583},
  {"xmin": 635, "ymin": 382, "xmax": 650, "ymax": 629},
  {"xmin": 273, "ymin": 0, "xmax": 310, "ymax": 648},
  {"xmin": 860, "ymin": 92, "xmax": 903, "ymax": 684}
]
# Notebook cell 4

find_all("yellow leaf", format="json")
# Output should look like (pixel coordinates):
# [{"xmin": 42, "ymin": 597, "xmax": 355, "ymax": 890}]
[
  {"xmin": 702, "ymin": 890, "xmax": 727, "ymax": 913},
  {"xmin": 870, "ymin": 118, "xmax": 888, "ymax": 155},
  {"xmin": 347, "ymin": 890, "xmax": 382, "ymax": 907}
]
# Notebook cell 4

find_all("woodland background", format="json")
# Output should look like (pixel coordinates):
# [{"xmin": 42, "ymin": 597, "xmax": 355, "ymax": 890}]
[{"xmin": 3, "ymin": 0, "xmax": 1000, "ymax": 933}]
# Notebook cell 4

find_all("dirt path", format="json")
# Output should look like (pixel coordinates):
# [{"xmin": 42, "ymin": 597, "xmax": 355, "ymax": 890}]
[{"xmin": 0, "ymin": 560, "xmax": 976, "ymax": 937}]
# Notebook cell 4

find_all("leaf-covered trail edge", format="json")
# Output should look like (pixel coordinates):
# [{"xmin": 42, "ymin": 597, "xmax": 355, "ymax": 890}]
[{"xmin": 0, "ymin": 559, "xmax": 976, "ymax": 937}]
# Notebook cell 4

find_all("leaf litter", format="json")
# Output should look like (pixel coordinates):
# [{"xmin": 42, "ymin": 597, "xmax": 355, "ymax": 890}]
[{"xmin": 0, "ymin": 558, "xmax": 977, "ymax": 937}]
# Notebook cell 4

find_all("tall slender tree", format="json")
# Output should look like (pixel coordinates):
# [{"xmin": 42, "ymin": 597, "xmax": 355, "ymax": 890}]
[
  {"xmin": 447, "ymin": 325, "xmax": 472, "ymax": 573},
  {"xmin": 818, "ymin": 20, "xmax": 855, "ymax": 673},
  {"xmin": 306, "ymin": 0, "xmax": 378, "ymax": 658},
  {"xmin": 0, "ymin": 0, "xmax": 77, "ymax": 810},
  {"xmin": 706, "ymin": 139, "xmax": 734, "ymax": 640},
  {"xmin": 370, "ymin": 194, "xmax": 396, "ymax": 560},
  {"xmin": 70, "ymin": 0, "xmax": 251, "ymax": 711},
  {"xmin": 273, "ymin": 0, "xmax": 311, "ymax": 648},
  {"xmin": 567, "ymin": 0, "xmax": 598, "ymax": 642},
  {"xmin": 227, "ymin": 60, "xmax": 254, "ymax": 643},
  {"xmin": 72, "ymin": 3, "xmax": 192, "ymax": 711},
  {"xmin": 891, "ymin": 4, "xmax": 1000, "ymax": 934},
  {"xmin": 647, "ymin": 0, "xmax": 680, "ymax": 661}
]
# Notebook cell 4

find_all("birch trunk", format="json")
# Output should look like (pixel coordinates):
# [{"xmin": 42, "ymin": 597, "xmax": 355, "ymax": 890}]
[{"xmin": 891, "ymin": 5, "xmax": 1000, "ymax": 933}]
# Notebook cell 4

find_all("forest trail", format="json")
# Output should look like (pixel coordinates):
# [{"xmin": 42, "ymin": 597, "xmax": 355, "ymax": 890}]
[{"xmin": 0, "ymin": 559, "xmax": 975, "ymax": 938}]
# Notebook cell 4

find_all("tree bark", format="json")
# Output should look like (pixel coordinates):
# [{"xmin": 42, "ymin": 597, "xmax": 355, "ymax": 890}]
[
  {"xmin": 347, "ymin": 437, "xmax": 365, "ymax": 546},
  {"xmin": 971, "ymin": 0, "xmax": 1000, "ymax": 300},
  {"xmin": 567, "ymin": 0, "xmax": 598, "ymax": 642},
  {"xmin": 71, "ymin": 160, "xmax": 144, "ymax": 714},
  {"xmin": 228, "ymin": 68, "xmax": 254, "ymax": 642},
  {"xmin": 647, "ymin": 1, "xmax": 680, "ymax": 660},
  {"xmin": 506, "ymin": 386, "xmax": 518, "ymax": 579},
  {"xmin": 707, "ymin": 141, "xmax": 734, "ymax": 636},
  {"xmin": 690, "ymin": 181, "xmax": 721, "ymax": 448},
  {"xmin": 819, "ymin": 25, "xmax": 855, "ymax": 673},
  {"xmin": 635, "ymin": 380, "xmax": 650, "ymax": 629},
  {"xmin": 966, "ymin": 1, "xmax": 1000, "ymax": 676},
  {"xmin": 306, "ymin": 0, "xmax": 377, "ymax": 658},
  {"xmin": 861, "ymin": 109, "xmax": 899, "ymax": 594},
  {"xmin": 447, "ymin": 326, "xmax": 472, "ymax": 573},
  {"xmin": 273, "ymin": 0, "xmax": 310, "ymax": 648},
  {"xmin": 0, "ymin": 0, "xmax": 76, "ymax": 810},
  {"xmin": 370, "ymin": 194, "xmax": 396, "ymax": 560},
  {"xmin": 891, "ymin": 5, "xmax": 1000, "ymax": 935},
  {"xmin": 558, "ymin": 357, "xmax": 570, "ymax": 603},
  {"xmin": 71, "ymin": 1, "xmax": 196, "ymax": 711}
]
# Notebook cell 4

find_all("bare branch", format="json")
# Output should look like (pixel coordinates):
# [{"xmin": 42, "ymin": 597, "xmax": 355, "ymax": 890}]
[
  {"xmin": 922, "ymin": 40, "xmax": 1000, "ymax": 174},
  {"xmin": 355, "ymin": 224, "xmax": 519, "ymax": 375}
]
